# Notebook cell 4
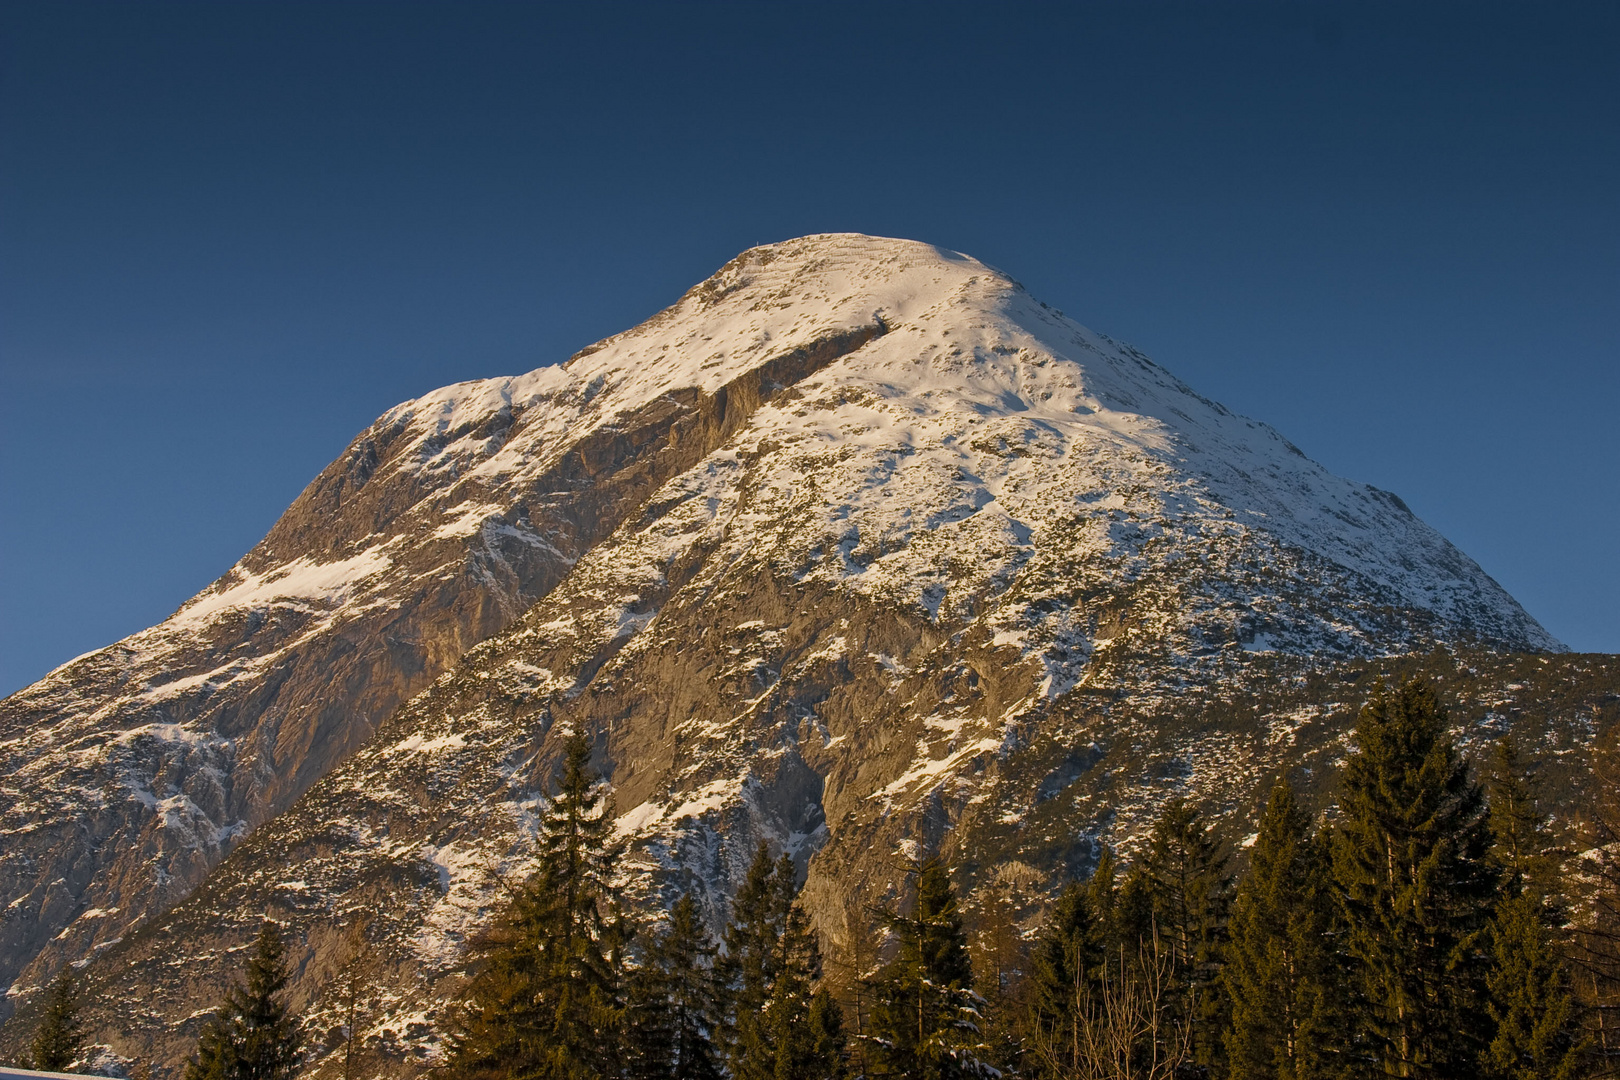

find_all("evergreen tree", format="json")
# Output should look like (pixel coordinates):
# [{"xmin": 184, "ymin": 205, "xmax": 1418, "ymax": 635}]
[
  {"xmin": 724, "ymin": 845, "xmax": 783, "ymax": 1077},
  {"xmin": 1482, "ymin": 735, "xmax": 1586, "ymax": 1080},
  {"xmin": 1330, "ymin": 678, "xmax": 1499, "ymax": 1078},
  {"xmin": 1140, "ymin": 797, "xmax": 1233, "ymax": 1074},
  {"xmin": 866, "ymin": 857, "xmax": 994, "ymax": 1079},
  {"xmin": 1487, "ymin": 735, "xmax": 1558, "ymax": 900},
  {"xmin": 445, "ymin": 734, "xmax": 628, "ymax": 1080},
  {"xmin": 768, "ymin": 872, "xmax": 833, "ymax": 1079},
  {"xmin": 184, "ymin": 922, "xmax": 303, "ymax": 1080},
  {"xmin": 1224, "ymin": 779, "xmax": 1336, "ymax": 1080},
  {"xmin": 1484, "ymin": 891, "xmax": 1585, "ymax": 1080},
  {"xmin": 628, "ymin": 893, "xmax": 726, "ymax": 1080},
  {"xmin": 1571, "ymin": 731, "xmax": 1620, "ymax": 1073},
  {"xmin": 1029, "ymin": 881, "xmax": 1103, "ymax": 1035},
  {"xmin": 806, "ymin": 989, "xmax": 850, "ymax": 1080},
  {"xmin": 28, "ymin": 972, "xmax": 85, "ymax": 1073},
  {"xmin": 723, "ymin": 845, "xmax": 845, "ymax": 1080},
  {"xmin": 1087, "ymin": 846, "xmax": 1119, "ymax": 949},
  {"xmin": 1024, "ymin": 850, "xmax": 1128, "ymax": 1079},
  {"xmin": 1113, "ymin": 863, "xmax": 1155, "ymax": 958}
]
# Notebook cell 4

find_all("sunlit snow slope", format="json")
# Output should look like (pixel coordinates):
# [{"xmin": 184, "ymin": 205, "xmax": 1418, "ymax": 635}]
[{"xmin": 0, "ymin": 235, "xmax": 1557, "ymax": 1054}]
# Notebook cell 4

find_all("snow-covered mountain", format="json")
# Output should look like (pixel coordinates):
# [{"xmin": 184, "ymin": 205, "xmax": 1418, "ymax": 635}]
[{"xmin": 0, "ymin": 235, "xmax": 1567, "ymax": 1069}]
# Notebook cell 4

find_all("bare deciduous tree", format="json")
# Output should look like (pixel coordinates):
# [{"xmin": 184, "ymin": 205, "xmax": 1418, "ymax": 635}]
[{"xmin": 1026, "ymin": 938, "xmax": 1192, "ymax": 1080}]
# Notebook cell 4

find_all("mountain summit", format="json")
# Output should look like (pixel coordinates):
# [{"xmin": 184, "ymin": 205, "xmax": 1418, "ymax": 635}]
[{"xmin": 0, "ymin": 235, "xmax": 1561, "ymax": 1066}]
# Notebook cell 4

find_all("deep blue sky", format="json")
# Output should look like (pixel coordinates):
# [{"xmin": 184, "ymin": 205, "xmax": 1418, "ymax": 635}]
[{"xmin": 2, "ymin": 2, "xmax": 1616, "ymax": 696}]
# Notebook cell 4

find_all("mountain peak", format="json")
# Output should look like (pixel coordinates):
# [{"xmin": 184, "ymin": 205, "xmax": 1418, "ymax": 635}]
[{"xmin": 0, "ymin": 236, "xmax": 1559, "ymax": 1063}]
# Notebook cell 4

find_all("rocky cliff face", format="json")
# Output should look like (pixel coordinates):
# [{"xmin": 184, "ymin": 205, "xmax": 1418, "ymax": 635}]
[
  {"xmin": 0, "ymin": 239, "xmax": 887, "ymax": 1012},
  {"xmin": 0, "ymin": 234, "xmax": 1572, "ymax": 1071}
]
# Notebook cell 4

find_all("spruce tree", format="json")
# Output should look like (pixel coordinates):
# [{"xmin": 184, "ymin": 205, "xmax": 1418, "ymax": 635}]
[
  {"xmin": 664, "ymin": 894, "xmax": 726, "ymax": 1080},
  {"xmin": 1029, "ymin": 880, "xmax": 1103, "ymax": 1053},
  {"xmin": 1484, "ymin": 892, "xmax": 1585, "ymax": 1080},
  {"xmin": 866, "ymin": 857, "xmax": 994, "ymax": 1079},
  {"xmin": 1087, "ymin": 846, "xmax": 1119, "ymax": 948},
  {"xmin": 1331, "ymin": 678, "xmax": 1498, "ymax": 1078},
  {"xmin": 725, "ymin": 845, "xmax": 783, "ymax": 1077},
  {"xmin": 28, "ymin": 972, "xmax": 85, "ymax": 1073},
  {"xmin": 184, "ymin": 921, "xmax": 303, "ymax": 1080},
  {"xmin": 1113, "ymin": 863, "xmax": 1155, "ymax": 957},
  {"xmin": 628, "ymin": 893, "xmax": 725, "ymax": 1080},
  {"xmin": 1025, "ymin": 850, "xmax": 1126, "ymax": 1079},
  {"xmin": 1482, "ymin": 735, "xmax": 1586, "ymax": 1080},
  {"xmin": 1224, "ymin": 779, "xmax": 1336, "ymax": 1080},
  {"xmin": 1571, "ymin": 731, "xmax": 1620, "ymax": 1073},
  {"xmin": 723, "ymin": 845, "xmax": 845, "ymax": 1080},
  {"xmin": 445, "ymin": 734, "xmax": 628, "ymax": 1080},
  {"xmin": 768, "ymin": 873, "xmax": 832, "ymax": 1078},
  {"xmin": 1488, "ymin": 735, "xmax": 1557, "ymax": 899},
  {"xmin": 806, "ymin": 988, "xmax": 850, "ymax": 1079},
  {"xmin": 334, "ymin": 919, "xmax": 371, "ymax": 1080},
  {"xmin": 1140, "ymin": 796, "xmax": 1233, "ymax": 1074}
]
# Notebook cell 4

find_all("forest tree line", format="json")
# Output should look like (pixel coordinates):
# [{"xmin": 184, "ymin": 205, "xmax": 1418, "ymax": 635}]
[{"xmin": 18, "ymin": 677, "xmax": 1620, "ymax": 1079}]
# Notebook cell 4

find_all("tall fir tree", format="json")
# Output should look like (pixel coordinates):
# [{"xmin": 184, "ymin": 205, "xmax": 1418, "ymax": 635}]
[
  {"xmin": 1487, "ymin": 735, "xmax": 1559, "ymax": 900},
  {"xmin": 1484, "ymin": 891, "xmax": 1585, "ymax": 1080},
  {"xmin": 27, "ymin": 973, "xmax": 85, "ymax": 1072},
  {"xmin": 1224, "ymin": 779, "xmax": 1337, "ymax": 1080},
  {"xmin": 1087, "ymin": 846, "xmax": 1119, "ymax": 949},
  {"xmin": 866, "ymin": 857, "xmax": 995, "ymax": 1080},
  {"xmin": 1140, "ymin": 797, "xmax": 1233, "ymax": 1075},
  {"xmin": 971, "ymin": 881, "xmax": 1025, "ymax": 1012},
  {"xmin": 1482, "ymin": 735, "xmax": 1586, "ymax": 1080},
  {"xmin": 723, "ymin": 845, "xmax": 845, "ymax": 1080},
  {"xmin": 627, "ymin": 893, "xmax": 726, "ymax": 1080},
  {"xmin": 1113, "ymin": 863, "xmax": 1156, "ymax": 958},
  {"xmin": 445, "ymin": 734, "xmax": 628, "ymax": 1080},
  {"xmin": 805, "ymin": 989, "xmax": 849, "ymax": 1080},
  {"xmin": 1330, "ymin": 678, "xmax": 1499, "ymax": 1079},
  {"xmin": 1024, "ymin": 850, "xmax": 1124, "ymax": 1079},
  {"xmin": 1028, "ymin": 879, "xmax": 1105, "ymax": 1068},
  {"xmin": 184, "ymin": 922, "xmax": 303, "ymax": 1080},
  {"xmin": 1572, "ymin": 730, "xmax": 1620, "ymax": 1073}
]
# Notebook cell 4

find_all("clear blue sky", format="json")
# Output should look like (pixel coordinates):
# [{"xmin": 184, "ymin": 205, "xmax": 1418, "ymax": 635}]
[{"xmin": 2, "ymin": 2, "xmax": 1616, "ymax": 697}]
